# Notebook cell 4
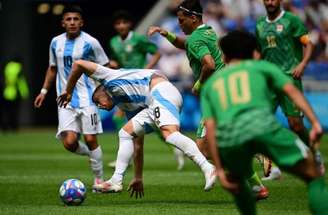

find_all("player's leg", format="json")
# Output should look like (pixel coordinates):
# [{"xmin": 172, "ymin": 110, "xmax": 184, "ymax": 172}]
[
  {"xmin": 150, "ymin": 81, "xmax": 216, "ymax": 191},
  {"xmin": 80, "ymin": 106, "xmax": 104, "ymax": 190},
  {"xmin": 256, "ymin": 126, "xmax": 328, "ymax": 213},
  {"xmin": 108, "ymin": 107, "xmax": 127, "ymax": 168},
  {"xmin": 219, "ymin": 144, "xmax": 256, "ymax": 214}
]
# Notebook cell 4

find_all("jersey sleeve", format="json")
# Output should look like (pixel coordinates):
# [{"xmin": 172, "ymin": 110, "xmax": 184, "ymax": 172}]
[
  {"xmin": 49, "ymin": 39, "xmax": 57, "ymax": 66},
  {"xmin": 291, "ymin": 15, "xmax": 308, "ymax": 38},
  {"xmin": 188, "ymin": 37, "xmax": 211, "ymax": 62},
  {"xmin": 90, "ymin": 39, "xmax": 109, "ymax": 66},
  {"xmin": 262, "ymin": 62, "xmax": 291, "ymax": 91},
  {"xmin": 200, "ymin": 85, "xmax": 214, "ymax": 120},
  {"xmin": 138, "ymin": 35, "xmax": 158, "ymax": 54}
]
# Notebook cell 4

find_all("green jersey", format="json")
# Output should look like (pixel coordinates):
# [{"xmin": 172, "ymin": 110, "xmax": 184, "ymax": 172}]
[
  {"xmin": 256, "ymin": 11, "xmax": 308, "ymax": 74},
  {"xmin": 185, "ymin": 24, "xmax": 224, "ymax": 80},
  {"xmin": 109, "ymin": 31, "xmax": 158, "ymax": 68},
  {"xmin": 201, "ymin": 60, "xmax": 291, "ymax": 147}
]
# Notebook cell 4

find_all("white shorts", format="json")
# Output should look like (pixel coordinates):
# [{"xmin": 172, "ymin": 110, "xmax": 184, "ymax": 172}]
[
  {"xmin": 131, "ymin": 81, "xmax": 182, "ymax": 135},
  {"xmin": 56, "ymin": 106, "xmax": 103, "ymax": 139}
]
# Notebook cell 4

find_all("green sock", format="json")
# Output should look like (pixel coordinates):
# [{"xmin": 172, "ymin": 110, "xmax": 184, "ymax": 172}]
[
  {"xmin": 248, "ymin": 171, "xmax": 263, "ymax": 187},
  {"xmin": 234, "ymin": 179, "xmax": 256, "ymax": 215},
  {"xmin": 112, "ymin": 115, "xmax": 125, "ymax": 130},
  {"xmin": 308, "ymin": 177, "xmax": 328, "ymax": 214}
]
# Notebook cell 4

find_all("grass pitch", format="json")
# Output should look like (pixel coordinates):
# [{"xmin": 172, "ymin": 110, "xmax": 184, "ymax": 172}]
[{"xmin": 0, "ymin": 130, "xmax": 327, "ymax": 215}]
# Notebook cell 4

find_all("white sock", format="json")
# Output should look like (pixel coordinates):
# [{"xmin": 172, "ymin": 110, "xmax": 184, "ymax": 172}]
[
  {"xmin": 111, "ymin": 129, "xmax": 134, "ymax": 184},
  {"xmin": 89, "ymin": 146, "xmax": 103, "ymax": 179},
  {"xmin": 75, "ymin": 141, "xmax": 90, "ymax": 156},
  {"xmin": 166, "ymin": 132, "xmax": 212, "ymax": 173}
]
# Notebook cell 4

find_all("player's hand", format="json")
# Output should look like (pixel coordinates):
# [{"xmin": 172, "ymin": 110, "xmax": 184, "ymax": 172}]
[
  {"xmin": 309, "ymin": 122, "xmax": 323, "ymax": 150},
  {"xmin": 56, "ymin": 92, "xmax": 72, "ymax": 108},
  {"xmin": 147, "ymin": 26, "xmax": 168, "ymax": 37},
  {"xmin": 128, "ymin": 177, "xmax": 144, "ymax": 199},
  {"xmin": 217, "ymin": 169, "xmax": 240, "ymax": 194},
  {"xmin": 34, "ymin": 94, "xmax": 46, "ymax": 108},
  {"xmin": 292, "ymin": 62, "xmax": 306, "ymax": 79}
]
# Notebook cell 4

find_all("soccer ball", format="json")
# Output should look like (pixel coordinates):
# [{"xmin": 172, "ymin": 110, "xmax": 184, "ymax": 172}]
[{"xmin": 59, "ymin": 179, "xmax": 86, "ymax": 206}]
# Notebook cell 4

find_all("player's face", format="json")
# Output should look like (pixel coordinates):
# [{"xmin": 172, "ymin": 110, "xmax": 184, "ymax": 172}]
[
  {"xmin": 94, "ymin": 94, "xmax": 114, "ymax": 111},
  {"xmin": 62, "ymin": 12, "xmax": 83, "ymax": 36},
  {"xmin": 114, "ymin": 19, "xmax": 131, "ymax": 37},
  {"xmin": 263, "ymin": 0, "xmax": 281, "ymax": 14},
  {"xmin": 177, "ymin": 10, "xmax": 194, "ymax": 35}
]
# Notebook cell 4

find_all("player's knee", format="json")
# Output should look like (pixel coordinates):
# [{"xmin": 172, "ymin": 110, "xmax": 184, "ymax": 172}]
[
  {"xmin": 161, "ymin": 125, "xmax": 179, "ymax": 140},
  {"xmin": 84, "ymin": 135, "xmax": 98, "ymax": 150},
  {"xmin": 118, "ymin": 128, "xmax": 133, "ymax": 141},
  {"xmin": 62, "ymin": 139, "xmax": 78, "ymax": 152}
]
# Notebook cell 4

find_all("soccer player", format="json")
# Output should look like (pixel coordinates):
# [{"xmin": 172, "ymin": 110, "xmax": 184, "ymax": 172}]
[
  {"xmin": 56, "ymin": 59, "xmax": 217, "ymax": 194},
  {"xmin": 106, "ymin": 10, "xmax": 170, "ymax": 169},
  {"xmin": 148, "ymin": 0, "xmax": 267, "ymax": 199},
  {"xmin": 256, "ymin": 0, "xmax": 317, "ymax": 180},
  {"xmin": 202, "ymin": 30, "xmax": 328, "ymax": 215},
  {"xmin": 34, "ymin": 5, "xmax": 108, "ymax": 190}
]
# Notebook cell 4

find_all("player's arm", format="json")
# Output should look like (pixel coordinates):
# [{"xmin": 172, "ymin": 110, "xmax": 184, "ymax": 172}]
[
  {"xmin": 283, "ymin": 83, "xmax": 323, "ymax": 147},
  {"xmin": 144, "ymin": 51, "xmax": 161, "ymax": 69},
  {"xmin": 204, "ymin": 118, "xmax": 240, "ymax": 194},
  {"xmin": 57, "ymin": 60, "xmax": 97, "ymax": 107},
  {"xmin": 34, "ymin": 66, "xmax": 57, "ymax": 108},
  {"xmin": 128, "ymin": 137, "xmax": 144, "ymax": 199},
  {"xmin": 192, "ymin": 55, "xmax": 216, "ymax": 96},
  {"xmin": 293, "ymin": 34, "xmax": 314, "ymax": 79},
  {"xmin": 148, "ymin": 26, "xmax": 186, "ymax": 50}
]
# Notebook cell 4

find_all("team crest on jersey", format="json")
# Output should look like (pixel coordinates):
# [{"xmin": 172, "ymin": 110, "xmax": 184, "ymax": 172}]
[
  {"xmin": 125, "ymin": 44, "xmax": 133, "ymax": 52},
  {"xmin": 276, "ymin": 24, "xmax": 284, "ymax": 33}
]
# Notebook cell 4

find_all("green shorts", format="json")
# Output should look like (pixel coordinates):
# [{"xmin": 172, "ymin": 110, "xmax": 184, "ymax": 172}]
[
  {"xmin": 219, "ymin": 126, "xmax": 309, "ymax": 177},
  {"xmin": 196, "ymin": 119, "xmax": 206, "ymax": 139},
  {"xmin": 274, "ymin": 76, "xmax": 303, "ymax": 117}
]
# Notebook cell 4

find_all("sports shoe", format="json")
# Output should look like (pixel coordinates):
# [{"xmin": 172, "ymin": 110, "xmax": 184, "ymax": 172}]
[
  {"xmin": 92, "ymin": 178, "xmax": 104, "ymax": 193},
  {"xmin": 93, "ymin": 179, "xmax": 123, "ymax": 193},
  {"xmin": 262, "ymin": 167, "xmax": 282, "ymax": 181},
  {"xmin": 107, "ymin": 160, "xmax": 117, "ymax": 168},
  {"xmin": 204, "ymin": 165, "xmax": 217, "ymax": 191},
  {"xmin": 253, "ymin": 185, "xmax": 269, "ymax": 201}
]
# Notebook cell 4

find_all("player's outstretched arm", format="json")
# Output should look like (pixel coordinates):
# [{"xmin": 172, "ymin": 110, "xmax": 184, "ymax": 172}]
[
  {"xmin": 283, "ymin": 83, "xmax": 323, "ymax": 147},
  {"xmin": 293, "ymin": 37, "xmax": 314, "ymax": 79},
  {"xmin": 204, "ymin": 119, "xmax": 240, "ymax": 194},
  {"xmin": 145, "ymin": 51, "xmax": 161, "ymax": 69},
  {"xmin": 128, "ymin": 136, "xmax": 145, "ymax": 199},
  {"xmin": 34, "ymin": 66, "xmax": 57, "ymax": 108},
  {"xmin": 57, "ymin": 60, "xmax": 98, "ymax": 108},
  {"xmin": 147, "ymin": 26, "xmax": 186, "ymax": 50}
]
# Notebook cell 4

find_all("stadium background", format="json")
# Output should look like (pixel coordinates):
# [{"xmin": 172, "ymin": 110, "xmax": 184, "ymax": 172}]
[{"xmin": 0, "ymin": 0, "xmax": 328, "ymax": 131}]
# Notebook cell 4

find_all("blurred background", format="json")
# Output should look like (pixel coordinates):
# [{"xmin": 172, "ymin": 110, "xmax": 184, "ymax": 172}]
[{"xmin": 0, "ymin": 0, "xmax": 328, "ymax": 132}]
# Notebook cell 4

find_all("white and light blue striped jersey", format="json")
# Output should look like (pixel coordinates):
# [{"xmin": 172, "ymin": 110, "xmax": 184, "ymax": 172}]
[
  {"xmin": 49, "ymin": 31, "xmax": 109, "ymax": 108},
  {"xmin": 91, "ymin": 66, "xmax": 163, "ymax": 116}
]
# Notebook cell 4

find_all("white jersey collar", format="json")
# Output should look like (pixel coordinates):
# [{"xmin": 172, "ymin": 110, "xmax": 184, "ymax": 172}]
[{"xmin": 266, "ymin": 10, "xmax": 285, "ymax": 23}]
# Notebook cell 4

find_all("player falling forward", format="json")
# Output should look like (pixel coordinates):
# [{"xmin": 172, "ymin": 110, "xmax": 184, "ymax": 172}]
[
  {"xmin": 34, "ymin": 5, "xmax": 108, "ymax": 190},
  {"xmin": 56, "ymin": 59, "xmax": 217, "ymax": 195},
  {"xmin": 203, "ymin": 30, "xmax": 328, "ymax": 215}
]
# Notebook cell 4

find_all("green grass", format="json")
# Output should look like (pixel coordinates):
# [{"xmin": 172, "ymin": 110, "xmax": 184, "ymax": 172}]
[{"xmin": 0, "ymin": 130, "xmax": 327, "ymax": 215}]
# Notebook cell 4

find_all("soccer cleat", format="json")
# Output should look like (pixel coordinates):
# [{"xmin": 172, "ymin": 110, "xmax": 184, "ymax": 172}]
[
  {"xmin": 204, "ymin": 166, "xmax": 217, "ymax": 191},
  {"xmin": 253, "ymin": 185, "xmax": 269, "ymax": 201},
  {"xmin": 92, "ymin": 178, "xmax": 104, "ymax": 193},
  {"xmin": 107, "ymin": 160, "xmax": 117, "ymax": 168},
  {"xmin": 93, "ymin": 179, "xmax": 123, "ymax": 193},
  {"xmin": 262, "ymin": 167, "xmax": 282, "ymax": 181}
]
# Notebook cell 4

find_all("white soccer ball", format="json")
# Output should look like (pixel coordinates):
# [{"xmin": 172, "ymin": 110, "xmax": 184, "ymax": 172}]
[{"xmin": 59, "ymin": 179, "xmax": 86, "ymax": 206}]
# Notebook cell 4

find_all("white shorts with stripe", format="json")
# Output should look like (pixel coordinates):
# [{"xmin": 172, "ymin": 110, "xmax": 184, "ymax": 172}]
[
  {"xmin": 131, "ymin": 81, "xmax": 182, "ymax": 134},
  {"xmin": 56, "ymin": 106, "xmax": 103, "ymax": 139}
]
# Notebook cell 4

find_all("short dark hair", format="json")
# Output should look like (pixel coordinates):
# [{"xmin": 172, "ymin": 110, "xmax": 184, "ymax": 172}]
[
  {"xmin": 92, "ymin": 85, "xmax": 107, "ymax": 104},
  {"xmin": 178, "ymin": 0, "xmax": 203, "ymax": 17},
  {"xmin": 112, "ymin": 10, "xmax": 132, "ymax": 23},
  {"xmin": 219, "ymin": 30, "xmax": 258, "ymax": 60},
  {"xmin": 62, "ymin": 5, "xmax": 83, "ymax": 17}
]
